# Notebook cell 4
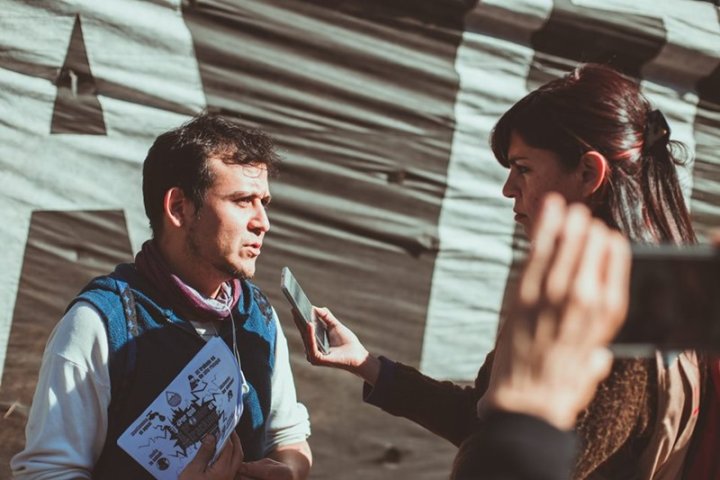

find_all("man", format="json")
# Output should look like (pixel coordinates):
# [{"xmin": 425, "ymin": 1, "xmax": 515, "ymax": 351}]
[{"xmin": 12, "ymin": 114, "xmax": 312, "ymax": 479}]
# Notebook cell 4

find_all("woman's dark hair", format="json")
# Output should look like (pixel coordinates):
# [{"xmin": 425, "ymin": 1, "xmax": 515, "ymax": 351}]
[
  {"xmin": 142, "ymin": 113, "xmax": 281, "ymax": 238},
  {"xmin": 491, "ymin": 63, "xmax": 696, "ymax": 244}
]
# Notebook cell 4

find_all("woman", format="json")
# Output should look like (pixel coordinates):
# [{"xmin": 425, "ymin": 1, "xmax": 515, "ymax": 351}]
[
  {"xmin": 299, "ymin": 64, "xmax": 701, "ymax": 479},
  {"xmin": 451, "ymin": 194, "xmax": 631, "ymax": 480}
]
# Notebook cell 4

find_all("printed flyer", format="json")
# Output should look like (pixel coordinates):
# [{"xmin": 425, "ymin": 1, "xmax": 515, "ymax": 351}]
[{"xmin": 117, "ymin": 337, "xmax": 246, "ymax": 479}]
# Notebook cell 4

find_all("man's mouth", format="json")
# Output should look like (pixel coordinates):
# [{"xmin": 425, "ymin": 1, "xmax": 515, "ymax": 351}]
[{"xmin": 245, "ymin": 243, "xmax": 262, "ymax": 256}]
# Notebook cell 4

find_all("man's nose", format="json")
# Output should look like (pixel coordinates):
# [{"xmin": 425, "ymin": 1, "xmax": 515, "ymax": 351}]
[{"xmin": 250, "ymin": 202, "xmax": 270, "ymax": 233}]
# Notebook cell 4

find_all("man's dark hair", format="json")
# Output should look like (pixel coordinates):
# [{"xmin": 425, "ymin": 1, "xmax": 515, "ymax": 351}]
[{"xmin": 142, "ymin": 113, "xmax": 281, "ymax": 237}]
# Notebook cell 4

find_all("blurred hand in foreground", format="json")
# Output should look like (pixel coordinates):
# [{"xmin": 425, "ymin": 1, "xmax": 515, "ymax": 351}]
[{"xmin": 479, "ymin": 193, "xmax": 631, "ymax": 430}]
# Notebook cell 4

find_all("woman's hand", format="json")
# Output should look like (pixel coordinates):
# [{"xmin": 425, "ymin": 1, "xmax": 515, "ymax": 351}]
[{"xmin": 291, "ymin": 307, "xmax": 380, "ymax": 385}]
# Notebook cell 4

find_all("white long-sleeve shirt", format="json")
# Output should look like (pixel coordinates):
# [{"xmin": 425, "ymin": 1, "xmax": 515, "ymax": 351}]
[{"xmin": 11, "ymin": 301, "xmax": 310, "ymax": 480}]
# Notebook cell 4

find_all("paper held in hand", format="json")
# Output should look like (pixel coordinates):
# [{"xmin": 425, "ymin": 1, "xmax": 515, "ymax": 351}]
[{"xmin": 117, "ymin": 336, "xmax": 246, "ymax": 479}]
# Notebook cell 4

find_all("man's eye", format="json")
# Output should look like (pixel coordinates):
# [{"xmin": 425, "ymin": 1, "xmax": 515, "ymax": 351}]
[{"xmin": 515, "ymin": 165, "xmax": 529, "ymax": 174}]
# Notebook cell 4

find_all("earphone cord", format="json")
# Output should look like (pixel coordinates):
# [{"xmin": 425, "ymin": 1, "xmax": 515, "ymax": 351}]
[{"xmin": 229, "ymin": 311, "xmax": 241, "ymax": 368}]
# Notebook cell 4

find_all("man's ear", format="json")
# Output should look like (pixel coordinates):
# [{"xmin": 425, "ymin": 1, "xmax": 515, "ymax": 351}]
[
  {"xmin": 579, "ymin": 151, "xmax": 608, "ymax": 198},
  {"xmin": 163, "ymin": 187, "xmax": 191, "ymax": 229}
]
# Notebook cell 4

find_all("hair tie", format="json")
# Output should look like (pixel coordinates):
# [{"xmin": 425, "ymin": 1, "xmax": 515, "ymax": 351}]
[{"xmin": 643, "ymin": 109, "xmax": 671, "ymax": 154}]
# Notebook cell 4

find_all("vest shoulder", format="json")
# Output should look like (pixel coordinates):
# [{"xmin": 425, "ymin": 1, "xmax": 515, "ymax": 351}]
[
  {"xmin": 241, "ymin": 280, "xmax": 275, "ymax": 326},
  {"xmin": 71, "ymin": 263, "xmax": 166, "ymax": 324},
  {"xmin": 76, "ymin": 263, "xmax": 140, "ymax": 293}
]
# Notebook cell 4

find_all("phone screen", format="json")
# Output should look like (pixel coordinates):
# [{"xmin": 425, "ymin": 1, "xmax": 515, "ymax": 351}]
[
  {"xmin": 612, "ymin": 245, "xmax": 720, "ymax": 354},
  {"xmin": 280, "ymin": 267, "xmax": 330, "ymax": 354}
]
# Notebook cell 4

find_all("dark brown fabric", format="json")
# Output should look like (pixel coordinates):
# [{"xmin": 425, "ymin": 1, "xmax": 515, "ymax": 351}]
[
  {"xmin": 451, "ymin": 411, "xmax": 577, "ymax": 480},
  {"xmin": 373, "ymin": 350, "xmax": 656, "ymax": 479},
  {"xmin": 576, "ymin": 359, "xmax": 656, "ymax": 479},
  {"xmin": 374, "ymin": 361, "xmax": 484, "ymax": 446}
]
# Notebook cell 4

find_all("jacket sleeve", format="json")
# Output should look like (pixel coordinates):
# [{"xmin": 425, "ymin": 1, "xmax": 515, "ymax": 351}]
[
  {"xmin": 362, "ymin": 350, "xmax": 496, "ymax": 446},
  {"xmin": 451, "ymin": 410, "xmax": 578, "ymax": 480}
]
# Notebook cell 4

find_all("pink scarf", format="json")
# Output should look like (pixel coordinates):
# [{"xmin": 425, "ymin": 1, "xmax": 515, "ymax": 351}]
[{"xmin": 135, "ymin": 240, "xmax": 241, "ymax": 322}]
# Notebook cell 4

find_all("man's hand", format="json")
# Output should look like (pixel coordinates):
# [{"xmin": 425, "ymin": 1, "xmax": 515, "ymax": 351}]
[
  {"xmin": 236, "ymin": 458, "xmax": 293, "ymax": 480},
  {"xmin": 292, "ymin": 307, "xmax": 381, "ymax": 385},
  {"xmin": 479, "ymin": 193, "xmax": 631, "ymax": 430},
  {"xmin": 237, "ymin": 441, "xmax": 311, "ymax": 480},
  {"xmin": 180, "ymin": 432, "xmax": 244, "ymax": 480}
]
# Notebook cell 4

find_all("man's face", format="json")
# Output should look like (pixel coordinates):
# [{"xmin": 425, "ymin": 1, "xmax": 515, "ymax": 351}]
[
  {"xmin": 502, "ymin": 131, "xmax": 584, "ymax": 235},
  {"xmin": 185, "ymin": 158, "xmax": 271, "ymax": 280}
]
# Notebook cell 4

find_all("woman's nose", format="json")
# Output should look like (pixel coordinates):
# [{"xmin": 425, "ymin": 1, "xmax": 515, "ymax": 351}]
[{"xmin": 502, "ymin": 173, "xmax": 517, "ymax": 198}]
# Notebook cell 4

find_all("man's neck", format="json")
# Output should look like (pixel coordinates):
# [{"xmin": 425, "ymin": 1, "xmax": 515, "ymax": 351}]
[{"xmin": 155, "ymin": 238, "xmax": 224, "ymax": 298}]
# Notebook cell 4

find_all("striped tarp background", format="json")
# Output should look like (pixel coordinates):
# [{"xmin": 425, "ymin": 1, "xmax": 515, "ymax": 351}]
[{"xmin": 1, "ymin": 1, "xmax": 719, "ymax": 478}]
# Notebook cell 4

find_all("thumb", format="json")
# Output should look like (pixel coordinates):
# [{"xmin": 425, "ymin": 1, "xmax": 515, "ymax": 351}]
[
  {"xmin": 186, "ymin": 434, "xmax": 216, "ymax": 472},
  {"xmin": 314, "ymin": 307, "xmax": 340, "ymax": 328},
  {"xmin": 588, "ymin": 347, "xmax": 614, "ymax": 384}
]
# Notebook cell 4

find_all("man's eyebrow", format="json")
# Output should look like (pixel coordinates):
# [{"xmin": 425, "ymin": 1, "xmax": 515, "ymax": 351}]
[{"xmin": 227, "ymin": 190, "xmax": 272, "ymax": 201}]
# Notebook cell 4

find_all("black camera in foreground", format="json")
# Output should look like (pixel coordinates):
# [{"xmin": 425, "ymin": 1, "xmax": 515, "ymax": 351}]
[{"xmin": 612, "ymin": 244, "xmax": 720, "ymax": 355}]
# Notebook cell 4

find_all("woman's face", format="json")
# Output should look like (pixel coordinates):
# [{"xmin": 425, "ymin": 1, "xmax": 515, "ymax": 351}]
[{"xmin": 502, "ymin": 131, "xmax": 585, "ymax": 235}]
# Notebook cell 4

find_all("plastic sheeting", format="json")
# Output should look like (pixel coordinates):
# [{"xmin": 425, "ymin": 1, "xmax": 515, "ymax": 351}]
[{"xmin": 1, "ymin": 0, "xmax": 720, "ymax": 478}]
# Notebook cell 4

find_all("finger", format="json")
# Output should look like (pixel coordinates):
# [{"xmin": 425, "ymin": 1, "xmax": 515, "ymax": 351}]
[
  {"xmin": 588, "ymin": 347, "xmax": 614, "ymax": 383},
  {"xmin": 211, "ymin": 432, "xmax": 235, "ymax": 470},
  {"xmin": 290, "ymin": 308, "xmax": 317, "ymax": 359},
  {"xmin": 186, "ymin": 434, "xmax": 215, "ymax": 473},
  {"xmin": 711, "ymin": 229, "xmax": 720, "ymax": 247},
  {"xmin": 599, "ymin": 231, "xmax": 632, "ymax": 342},
  {"xmin": 534, "ymin": 204, "xmax": 594, "ymax": 345},
  {"xmin": 211, "ymin": 431, "xmax": 243, "ymax": 471},
  {"xmin": 238, "ymin": 460, "xmax": 279, "ymax": 478},
  {"xmin": 300, "ymin": 308, "xmax": 331, "ymax": 365},
  {"xmin": 558, "ymin": 220, "xmax": 610, "ymax": 345},
  {"xmin": 574, "ymin": 347, "xmax": 615, "ymax": 412},
  {"xmin": 304, "ymin": 317, "xmax": 323, "ymax": 363},
  {"xmin": 529, "ymin": 192, "xmax": 568, "ymax": 245},
  {"xmin": 542, "ymin": 203, "xmax": 593, "ymax": 308},
  {"xmin": 228, "ymin": 431, "xmax": 244, "ymax": 470},
  {"xmin": 518, "ymin": 194, "xmax": 568, "ymax": 308},
  {"xmin": 311, "ymin": 307, "xmax": 331, "ymax": 355},
  {"xmin": 314, "ymin": 307, "xmax": 341, "ymax": 329}
]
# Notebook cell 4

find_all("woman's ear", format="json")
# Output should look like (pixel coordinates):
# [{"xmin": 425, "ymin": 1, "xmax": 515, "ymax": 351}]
[
  {"xmin": 163, "ymin": 187, "xmax": 190, "ymax": 229},
  {"xmin": 579, "ymin": 151, "xmax": 608, "ymax": 198}
]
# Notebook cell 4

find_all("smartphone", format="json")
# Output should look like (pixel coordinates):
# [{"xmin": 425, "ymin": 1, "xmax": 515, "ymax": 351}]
[
  {"xmin": 612, "ymin": 244, "xmax": 720, "ymax": 355},
  {"xmin": 280, "ymin": 267, "xmax": 330, "ymax": 354}
]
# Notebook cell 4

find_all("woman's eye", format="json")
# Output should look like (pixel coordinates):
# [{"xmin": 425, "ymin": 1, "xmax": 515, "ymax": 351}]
[{"xmin": 515, "ymin": 165, "xmax": 529, "ymax": 174}]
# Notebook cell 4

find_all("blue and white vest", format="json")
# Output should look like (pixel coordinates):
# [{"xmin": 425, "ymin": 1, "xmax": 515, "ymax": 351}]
[{"xmin": 70, "ymin": 263, "xmax": 276, "ymax": 479}]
